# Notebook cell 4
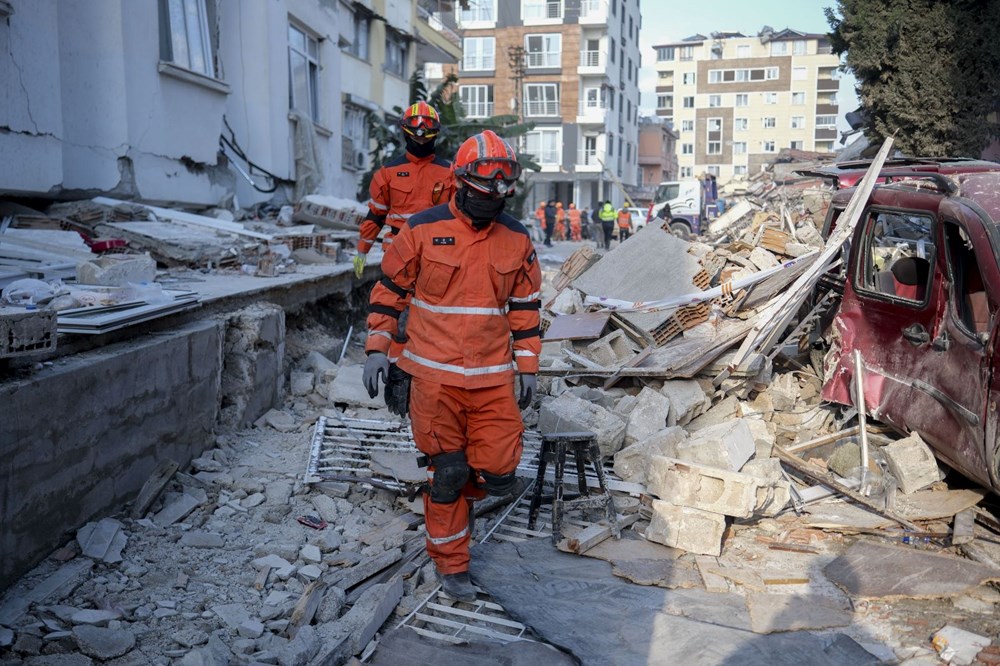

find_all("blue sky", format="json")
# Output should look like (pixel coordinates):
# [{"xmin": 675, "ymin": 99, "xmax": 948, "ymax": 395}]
[{"xmin": 637, "ymin": 0, "xmax": 859, "ymax": 143}]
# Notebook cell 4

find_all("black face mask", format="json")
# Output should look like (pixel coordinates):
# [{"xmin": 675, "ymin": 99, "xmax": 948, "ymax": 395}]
[
  {"xmin": 405, "ymin": 136, "xmax": 436, "ymax": 158},
  {"xmin": 456, "ymin": 187, "xmax": 506, "ymax": 229}
]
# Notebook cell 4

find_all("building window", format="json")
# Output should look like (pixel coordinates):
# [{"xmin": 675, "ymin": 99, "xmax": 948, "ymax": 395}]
[
  {"xmin": 656, "ymin": 94, "xmax": 672, "ymax": 109},
  {"xmin": 681, "ymin": 119, "xmax": 694, "ymax": 132},
  {"xmin": 523, "ymin": 0, "xmax": 563, "ymax": 20},
  {"xmin": 680, "ymin": 166, "xmax": 693, "ymax": 177},
  {"xmin": 608, "ymin": 134, "xmax": 614, "ymax": 156},
  {"xmin": 707, "ymin": 141, "xmax": 721, "ymax": 155},
  {"xmin": 708, "ymin": 94, "xmax": 721, "ymax": 107},
  {"xmin": 610, "ymin": 37, "xmax": 615, "ymax": 63},
  {"xmin": 586, "ymin": 87, "xmax": 605, "ymax": 108},
  {"xmin": 816, "ymin": 115, "xmax": 837, "ymax": 127},
  {"xmin": 656, "ymin": 46, "xmax": 675, "ymax": 61},
  {"xmin": 343, "ymin": 6, "xmax": 370, "ymax": 60},
  {"xmin": 733, "ymin": 141, "xmax": 747, "ymax": 155},
  {"xmin": 766, "ymin": 67, "xmax": 779, "ymax": 80},
  {"xmin": 524, "ymin": 83, "xmax": 560, "ymax": 116},
  {"xmin": 525, "ymin": 34, "xmax": 561, "ymax": 67},
  {"xmin": 525, "ymin": 128, "xmax": 561, "ymax": 164},
  {"xmin": 735, "ymin": 94, "xmax": 749, "ymax": 107},
  {"xmin": 459, "ymin": 0, "xmax": 496, "ymax": 24},
  {"xmin": 762, "ymin": 140, "xmax": 776, "ymax": 152},
  {"xmin": 162, "ymin": 0, "xmax": 217, "ymax": 77},
  {"xmin": 463, "ymin": 37, "xmax": 495, "ymax": 70},
  {"xmin": 792, "ymin": 66, "xmax": 807, "ymax": 80},
  {"xmin": 681, "ymin": 143, "xmax": 693, "ymax": 154},
  {"xmin": 682, "ymin": 72, "xmax": 696, "ymax": 85},
  {"xmin": 707, "ymin": 118, "xmax": 721, "ymax": 132},
  {"xmin": 736, "ymin": 44, "xmax": 750, "ymax": 58},
  {"xmin": 734, "ymin": 117, "xmax": 748, "ymax": 131},
  {"xmin": 791, "ymin": 116, "xmax": 804, "ymax": 129},
  {"xmin": 460, "ymin": 85, "xmax": 494, "ymax": 118},
  {"xmin": 679, "ymin": 45, "xmax": 694, "ymax": 61},
  {"xmin": 734, "ymin": 165, "xmax": 747, "ymax": 176},
  {"xmin": 707, "ymin": 165, "xmax": 720, "ymax": 176},
  {"xmin": 790, "ymin": 140, "xmax": 804, "ymax": 150},
  {"xmin": 770, "ymin": 41, "xmax": 788, "ymax": 56},
  {"xmin": 682, "ymin": 96, "xmax": 694, "ymax": 108},
  {"xmin": 384, "ymin": 31, "xmax": 408, "ymax": 79},
  {"xmin": 763, "ymin": 117, "xmax": 776, "ymax": 128},
  {"xmin": 824, "ymin": 93, "xmax": 838, "ymax": 105},
  {"xmin": 288, "ymin": 24, "xmax": 319, "ymax": 121},
  {"xmin": 793, "ymin": 39, "xmax": 808, "ymax": 55},
  {"xmin": 342, "ymin": 105, "xmax": 367, "ymax": 171},
  {"xmin": 792, "ymin": 91, "xmax": 806, "ymax": 105},
  {"xmin": 764, "ymin": 92, "xmax": 777, "ymax": 104}
]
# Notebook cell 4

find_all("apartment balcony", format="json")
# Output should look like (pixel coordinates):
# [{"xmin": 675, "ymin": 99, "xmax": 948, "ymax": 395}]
[
  {"xmin": 415, "ymin": 2, "xmax": 462, "ymax": 64},
  {"xmin": 579, "ymin": 0, "xmax": 609, "ymax": 24},
  {"xmin": 578, "ymin": 50, "xmax": 606, "ymax": 74},
  {"xmin": 577, "ymin": 101, "xmax": 608, "ymax": 125},
  {"xmin": 524, "ymin": 100, "xmax": 561, "ymax": 118},
  {"xmin": 817, "ymin": 78, "xmax": 839, "ymax": 91},
  {"xmin": 577, "ymin": 147, "xmax": 606, "ymax": 172},
  {"xmin": 463, "ymin": 101, "xmax": 495, "ymax": 119}
]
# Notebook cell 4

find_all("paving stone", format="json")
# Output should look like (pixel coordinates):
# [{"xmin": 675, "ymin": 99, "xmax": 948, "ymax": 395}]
[
  {"xmin": 883, "ymin": 432, "xmax": 942, "ymax": 494},
  {"xmin": 646, "ymin": 457, "xmax": 761, "ymax": 518},
  {"xmin": 70, "ymin": 609, "xmax": 122, "ymax": 626},
  {"xmin": 538, "ymin": 392, "xmax": 626, "ymax": 457},
  {"xmin": 659, "ymin": 380, "xmax": 710, "ymax": 426},
  {"xmin": 673, "ymin": 418, "xmax": 755, "ymax": 472},
  {"xmin": 624, "ymin": 387, "xmax": 671, "ymax": 448},
  {"xmin": 180, "ymin": 531, "xmax": 224, "ymax": 548},
  {"xmin": 612, "ymin": 427, "xmax": 688, "ymax": 484},
  {"xmin": 72, "ymin": 626, "xmax": 135, "ymax": 660},
  {"xmin": 645, "ymin": 500, "xmax": 726, "ymax": 556}
]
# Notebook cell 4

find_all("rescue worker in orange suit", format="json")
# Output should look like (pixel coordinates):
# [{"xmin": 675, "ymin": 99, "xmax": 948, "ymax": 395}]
[
  {"xmin": 354, "ymin": 101, "xmax": 454, "ymax": 278},
  {"xmin": 567, "ymin": 203, "xmax": 583, "ymax": 241},
  {"xmin": 362, "ymin": 130, "xmax": 541, "ymax": 602},
  {"xmin": 534, "ymin": 202, "xmax": 546, "ymax": 240},
  {"xmin": 554, "ymin": 202, "xmax": 566, "ymax": 241},
  {"xmin": 617, "ymin": 203, "xmax": 634, "ymax": 243}
]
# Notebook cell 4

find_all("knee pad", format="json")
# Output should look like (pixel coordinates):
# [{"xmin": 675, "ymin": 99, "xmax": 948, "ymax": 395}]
[
  {"xmin": 480, "ymin": 470, "xmax": 518, "ymax": 497},
  {"xmin": 430, "ymin": 451, "xmax": 469, "ymax": 504}
]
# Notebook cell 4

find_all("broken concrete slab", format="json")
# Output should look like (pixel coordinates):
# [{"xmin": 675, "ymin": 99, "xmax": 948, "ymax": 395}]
[
  {"xmin": 328, "ymin": 364, "xmax": 384, "ymax": 409},
  {"xmin": 153, "ymin": 493, "xmax": 201, "ymax": 527},
  {"xmin": 550, "ymin": 287, "xmax": 584, "ymax": 315},
  {"xmin": 179, "ymin": 531, "xmax": 224, "ymax": 548},
  {"xmin": 612, "ymin": 426, "xmax": 688, "ymax": 484},
  {"xmin": 646, "ymin": 500, "xmax": 727, "ymax": 556},
  {"xmin": 746, "ymin": 593, "xmax": 852, "ymax": 634},
  {"xmin": 745, "ymin": 418, "xmax": 776, "ymax": 459},
  {"xmin": 768, "ymin": 373, "xmax": 800, "ymax": 412},
  {"xmin": 686, "ymin": 395, "xmax": 740, "ymax": 431},
  {"xmin": 0, "ymin": 559, "xmax": 93, "ymax": 627},
  {"xmin": 893, "ymin": 488, "xmax": 985, "ymax": 521},
  {"xmin": 583, "ymin": 330, "xmax": 634, "ymax": 367},
  {"xmin": 624, "ymin": 387, "xmax": 671, "ymax": 447},
  {"xmin": 312, "ymin": 578, "xmax": 404, "ymax": 665},
  {"xmin": 882, "ymin": 432, "xmax": 941, "ymax": 494},
  {"xmin": 255, "ymin": 408, "xmax": 297, "ymax": 433},
  {"xmin": 740, "ymin": 458, "xmax": 791, "ymax": 516},
  {"xmin": 538, "ymin": 392, "xmax": 626, "ymax": 457},
  {"xmin": 673, "ymin": 418, "xmax": 755, "ymax": 472},
  {"xmin": 370, "ymin": 626, "xmax": 577, "ymax": 666},
  {"xmin": 72, "ymin": 625, "xmax": 135, "ymax": 660},
  {"xmin": 368, "ymin": 450, "xmax": 424, "ymax": 483},
  {"xmin": 76, "ymin": 518, "xmax": 127, "ymax": 563},
  {"xmin": 76, "ymin": 253, "xmax": 156, "ymax": 286},
  {"xmin": 470, "ymin": 539, "xmax": 879, "ymax": 666},
  {"xmin": 289, "ymin": 372, "xmax": 314, "ymax": 397},
  {"xmin": 930, "ymin": 625, "xmax": 992, "ymax": 666},
  {"xmin": 212, "ymin": 603, "xmax": 251, "ymax": 631},
  {"xmin": 824, "ymin": 540, "xmax": 1000, "ymax": 599},
  {"xmin": 610, "ymin": 557, "xmax": 703, "ymax": 589},
  {"xmin": 646, "ymin": 457, "xmax": 761, "ymax": 518},
  {"xmin": 659, "ymin": 380, "xmax": 710, "ymax": 426}
]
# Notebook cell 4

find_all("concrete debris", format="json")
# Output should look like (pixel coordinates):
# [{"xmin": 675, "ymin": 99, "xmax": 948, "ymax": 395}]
[
  {"xmin": 672, "ymin": 418, "xmax": 755, "ymax": 472},
  {"xmin": 72, "ymin": 625, "xmax": 135, "ymax": 660},
  {"xmin": 931, "ymin": 625, "xmax": 992, "ymax": 666},
  {"xmin": 255, "ymin": 408, "xmax": 297, "ymax": 433},
  {"xmin": 152, "ymin": 492, "xmax": 201, "ymax": 527},
  {"xmin": 645, "ymin": 500, "xmax": 727, "ymax": 556},
  {"xmin": 647, "ymin": 457, "xmax": 761, "ymax": 518},
  {"xmin": 550, "ymin": 287, "xmax": 584, "ymax": 314},
  {"xmin": 623, "ymin": 387, "xmax": 671, "ymax": 447},
  {"xmin": 583, "ymin": 329, "xmax": 635, "ymax": 367},
  {"xmin": 659, "ymin": 380, "xmax": 710, "ymax": 426},
  {"xmin": 75, "ymin": 518, "xmax": 126, "ymax": 563},
  {"xmin": 882, "ymin": 431, "xmax": 942, "ymax": 494},
  {"xmin": 289, "ymin": 371, "xmax": 315, "ymax": 396},
  {"xmin": 538, "ymin": 392, "xmax": 626, "ymax": 457},
  {"xmin": 76, "ymin": 253, "xmax": 156, "ymax": 286},
  {"xmin": 686, "ymin": 395, "xmax": 741, "ymax": 431},
  {"xmin": 612, "ymin": 426, "xmax": 688, "ymax": 484},
  {"xmin": 740, "ymin": 458, "xmax": 791, "ymax": 516},
  {"xmin": 328, "ymin": 363, "xmax": 385, "ymax": 408}
]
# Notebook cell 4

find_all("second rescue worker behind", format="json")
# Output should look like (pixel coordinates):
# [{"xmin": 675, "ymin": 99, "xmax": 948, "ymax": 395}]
[
  {"xmin": 363, "ymin": 130, "xmax": 542, "ymax": 603},
  {"xmin": 353, "ymin": 101, "xmax": 455, "ymax": 278}
]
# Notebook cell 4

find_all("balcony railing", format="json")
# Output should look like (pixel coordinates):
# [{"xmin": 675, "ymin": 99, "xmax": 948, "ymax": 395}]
[
  {"xmin": 580, "ymin": 0, "xmax": 607, "ymax": 20},
  {"xmin": 462, "ymin": 56, "xmax": 495, "ymax": 71},
  {"xmin": 525, "ymin": 100, "xmax": 560, "ymax": 116},
  {"xmin": 578, "ymin": 148, "xmax": 603, "ymax": 166},
  {"xmin": 580, "ymin": 50, "xmax": 603, "ymax": 68},
  {"xmin": 526, "ymin": 52, "xmax": 560, "ymax": 68},
  {"xmin": 463, "ymin": 101, "xmax": 494, "ymax": 118},
  {"xmin": 577, "ymin": 100, "xmax": 607, "ymax": 118}
]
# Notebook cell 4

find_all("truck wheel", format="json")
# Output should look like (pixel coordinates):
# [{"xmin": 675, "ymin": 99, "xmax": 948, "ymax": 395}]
[{"xmin": 669, "ymin": 222, "xmax": 692, "ymax": 240}]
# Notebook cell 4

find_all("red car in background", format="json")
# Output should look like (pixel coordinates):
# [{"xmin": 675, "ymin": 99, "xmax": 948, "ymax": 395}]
[{"xmin": 820, "ymin": 163, "xmax": 1000, "ymax": 493}]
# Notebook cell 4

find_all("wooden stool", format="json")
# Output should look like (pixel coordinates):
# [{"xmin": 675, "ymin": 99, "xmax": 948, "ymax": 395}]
[{"xmin": 526, "ymin": 431, "xmax": 620, "ymax": 545}]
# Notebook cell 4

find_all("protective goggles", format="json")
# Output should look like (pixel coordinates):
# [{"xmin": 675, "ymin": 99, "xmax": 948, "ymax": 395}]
[
  {"xmin": 400, "ymin": 115, "xmax": 440, "ymax": 138},
  {"xmin": 457, "ymin": 158, "xmax": 523, "ymax": 196}
]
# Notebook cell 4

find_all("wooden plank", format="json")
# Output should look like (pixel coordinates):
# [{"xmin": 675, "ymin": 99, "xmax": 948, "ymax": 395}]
[
  {"xmin": 131, "ymin": 459, "xmax": 179, "ymax": 518},
  {"xmin": 695, "ymin": 556, "xmax": 729, "ymax": 593},
  {"xmin": 287, "ymin": 581, "xmax": 327, "ymax": 638},
  {"xmin": 327, "ymin": 548, "xmax": 403, "ymax": 590},
  {"xmin": 93, "ymin": 196, "xmax": 274, "ymax": 240},
  {"xmin": 560, "ymin": 515, "xmax": 639, "ymax": 554}
]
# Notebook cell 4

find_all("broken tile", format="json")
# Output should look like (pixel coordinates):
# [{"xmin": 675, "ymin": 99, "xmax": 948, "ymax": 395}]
[
  {"xmin": 179, "ymin": 531, "xmax": 224, "ymax": 548},
  {"xmin": 76, "ymin": 518, "xmax": 127, "ymax": 563}
]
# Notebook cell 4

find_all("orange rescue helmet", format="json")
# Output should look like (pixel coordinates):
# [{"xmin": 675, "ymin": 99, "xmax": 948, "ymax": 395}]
[
  {"xmin": 453, "ymin": 130, "xmax": 522, "ymax": 198},
  {"xmin": 400, "ymin": 101, "xmax": 441, "ymax": 139}
]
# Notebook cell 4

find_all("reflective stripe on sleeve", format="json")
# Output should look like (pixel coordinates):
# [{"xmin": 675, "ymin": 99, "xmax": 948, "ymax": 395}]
[
  {"xmin": 411, "ymin": 298, "xmax": 506, "ymax": 316},
  {"xmin": 508, "ymin": 291, "xmax": 542, "ymax": 302},
  {"xmin": 403, "ymin": 350, "xmax": 515, "ymax": 377},
  {"xmin": 514, "ymin": 350, "xmax": 537, "ymax": 357},
  {"xmin": 369, "ymin": 200, "xmax": 388, "ymax": 211},
  {"xmin": 368, "ymin": 330, "xmax": 392, "ymax": 340},
  {"xmin": 427, "ymin": 526, "xmax": 469, "ymax": 546}
]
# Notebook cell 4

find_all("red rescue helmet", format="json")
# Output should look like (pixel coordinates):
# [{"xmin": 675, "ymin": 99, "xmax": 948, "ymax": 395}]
[
  {"xmin": 453, "ymin": 130, "xmax": 522, "ymax": 198},
  {"xmin": 400, "ymin": 101, "xmax": 441, "ymax": 139}
]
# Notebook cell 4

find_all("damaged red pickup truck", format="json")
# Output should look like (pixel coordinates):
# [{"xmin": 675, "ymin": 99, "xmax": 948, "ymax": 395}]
[{"xmin": 818, "ymin": 162, "xmax": 1000, "ymax": 493}]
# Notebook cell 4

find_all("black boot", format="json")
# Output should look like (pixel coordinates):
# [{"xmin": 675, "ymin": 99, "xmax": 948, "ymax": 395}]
[{"xmin": 440, "ymin": 572, "xmax": 477, "ymax": 602}]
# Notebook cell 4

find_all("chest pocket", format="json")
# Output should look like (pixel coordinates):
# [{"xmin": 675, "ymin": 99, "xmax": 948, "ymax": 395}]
[
  {"xmin": 417, "ymin": 249, "xmax": 461, "ymax": 300},
  {"xmin": 488, "ymin": 249, "xmax": 523, "ymax": 302},
  {"xmin": 388, "ymin": 179, "xmax": 415, "ymax": 218}
]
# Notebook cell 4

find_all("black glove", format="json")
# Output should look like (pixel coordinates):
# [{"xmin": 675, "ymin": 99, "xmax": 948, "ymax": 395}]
[
  {"xmin": 384, "ymin": 364, "xmax": 412, "ymax": 417},
  {"xmin": 362, "ymin": 352, "xmax": 389, "ymax": 398},
  {"xmin": 518, "ymin": 374, "xmax": 537, "ymax": 410}
]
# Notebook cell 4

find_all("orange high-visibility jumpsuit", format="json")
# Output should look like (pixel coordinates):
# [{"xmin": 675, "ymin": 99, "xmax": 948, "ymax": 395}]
[
  {"xmin": 567, "ymin": 207, "xmax": 582, "ymax": 241},
  {"xmin": 617, "ymin": 209, "xmax": 633, "ymax": 242},
  {"xmin": 366, "ymin": 200, "xmax": 542, "ymax": 574},
  {"xmin": 357, "ymin": 152, "xmax": 455, "ymax": 255},
  {"xmin": 554, "ymin": 204, "xmax": 566, "ymax": 241}
]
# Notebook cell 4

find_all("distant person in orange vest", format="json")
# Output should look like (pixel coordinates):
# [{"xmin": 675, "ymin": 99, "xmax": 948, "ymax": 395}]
[
  {"xmin": 534, "ymin": 201, "xmax": 546, "ymax": 238},
  {"xmin": 617, "ymin": 203, "xmax": 634, "ymax": 243},
  {"xmin": 567, "ymin": 203, "xmax": 583, "ymax": 241},
  {"xmin": 554, "ymin": 202, "xmax": 566, "ymax": 241}
]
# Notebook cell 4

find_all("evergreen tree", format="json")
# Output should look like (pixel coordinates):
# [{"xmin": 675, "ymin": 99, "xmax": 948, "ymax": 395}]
[{"xmin": 827, "ymin": 0, "xmax": 1000, "ymax": 156}]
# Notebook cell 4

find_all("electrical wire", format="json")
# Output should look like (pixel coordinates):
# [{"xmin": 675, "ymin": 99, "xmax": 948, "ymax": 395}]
[{"xmin": 219, "ymin": 115, "xmax": 284, "ymax": 193}]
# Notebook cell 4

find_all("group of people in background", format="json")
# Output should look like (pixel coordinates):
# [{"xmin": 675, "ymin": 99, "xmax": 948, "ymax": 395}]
[{"xmin": 535, "ymin": 199, "xmax": 637, "ymax": 251}]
